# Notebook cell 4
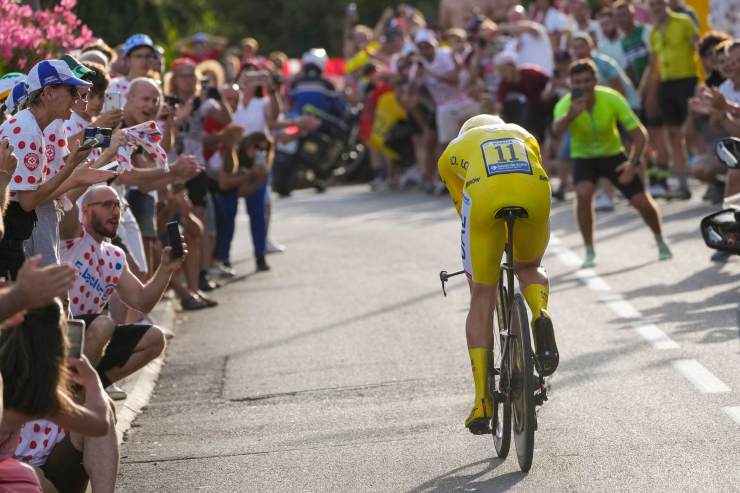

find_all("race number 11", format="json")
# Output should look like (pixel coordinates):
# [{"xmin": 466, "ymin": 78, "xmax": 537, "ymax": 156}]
[{"xmin": 481, "ymin": 138, "xmax": 533, "ymax": 176}]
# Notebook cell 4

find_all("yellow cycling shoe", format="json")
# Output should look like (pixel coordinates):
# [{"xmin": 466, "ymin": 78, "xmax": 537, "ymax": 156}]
[{"xmin": 465, "ymin": 397, "xmax": 493, "ymax": 435}]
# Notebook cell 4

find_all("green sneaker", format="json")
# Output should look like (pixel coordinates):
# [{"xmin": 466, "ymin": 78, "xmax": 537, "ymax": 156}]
[
  {"xmin": 658, "ymin": 242, "xmax": 672, "ymax": 261},
  {"xmin": 581, "ymin": 250, "xmax": 596, "ymax": 269}
]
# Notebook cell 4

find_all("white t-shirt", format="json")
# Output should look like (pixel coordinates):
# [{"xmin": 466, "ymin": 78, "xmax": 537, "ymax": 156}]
[
  {"xmin": 63, "ymin": 111, "xmax": 89, "ymax": 137},
  {"xmin": 596, "ymin": 32, "xmax": 628, "ymax": 70},
  {"xmin": 233, "ymin": 97, "xmax": 270, "ymax": 135},
  {"xmin": 542, "ymin": 7, "xmax": 572, "ymax": 33},
  {"xmin": 0, "ymin": 109, "xmax": 47, "ymax": 198},
  {"xmin": 414, "ymin": 47, "xmax": 473, "ymax": 109},
  {"xmin": 61, "ymin": 227, "xmax": 126, "ymax": 317},
  {"xmin": 15, "ymin": 420, "xmax": 65, "ymax": 467},
  {"xmin": 719, "ymin": 79, "xmax": 740, "ymax": 106},
  {"xmin": 108, "ymin": 77, "xmax": 130, "ymax": 107},
  {"xmin": 43, "ymin": 120, "xmax": 71, "ymax": 179},
  {"xmin": 503, "ymin": 25, "xmax": 555, "ymax": 77}
]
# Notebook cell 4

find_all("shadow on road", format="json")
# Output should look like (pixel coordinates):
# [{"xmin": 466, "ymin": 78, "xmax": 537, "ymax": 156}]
[{"xmin": 408, "ymin": 458, "xmax": 525, "ymax": 493}]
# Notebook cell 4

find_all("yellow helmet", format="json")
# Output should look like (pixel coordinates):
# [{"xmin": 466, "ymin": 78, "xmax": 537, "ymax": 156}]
[{"xmin": 458, "ymin": 114, "xmax": 505, "ymax": 138}]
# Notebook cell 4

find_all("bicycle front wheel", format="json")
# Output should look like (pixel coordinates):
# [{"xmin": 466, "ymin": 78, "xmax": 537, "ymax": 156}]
[
  {"xmin": 509, "ymin": 293, "xmax": 536, "ymax": 472},
  {"xmin": 492, "ymin": 282, "xmax": 511, "ymax": 459}
]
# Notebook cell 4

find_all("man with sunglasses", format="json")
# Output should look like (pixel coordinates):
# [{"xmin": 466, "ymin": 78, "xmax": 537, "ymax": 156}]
[{"xmin": 61, "ymin": 185, "xmax": 187, "ymax": 401}]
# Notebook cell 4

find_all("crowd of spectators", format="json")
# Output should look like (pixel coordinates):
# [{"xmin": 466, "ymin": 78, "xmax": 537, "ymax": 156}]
[
  {"xmin": 1, "ymin": 0, "xmax": 739, "ymax": 490},
  {"xmin": 0, "ymin": 25, "xmax": 320, "ymax": 493},
  {"xmin": 346, "ymin": 0, "xmax": 740, "ymax": 218}
]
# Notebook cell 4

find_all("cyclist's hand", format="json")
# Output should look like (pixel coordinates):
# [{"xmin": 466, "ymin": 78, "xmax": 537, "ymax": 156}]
[{"xmin": 615, "ymin": 160, "xmax": 637, "ymax": 185}]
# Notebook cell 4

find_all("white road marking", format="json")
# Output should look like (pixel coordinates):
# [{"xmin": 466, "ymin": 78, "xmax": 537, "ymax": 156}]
[
  {"xmin": 556, "ymin": 249, "xmax": 582, "ymax": 267},
  {"xmin": 575, "ymin": 269, "xmax": 611, "ymax": 291},
  {"xmin": 633, "ymin": 323, "xmax": 680, "ymax": 350},
  {"xmin": 672, "ymin": 360, "xmax": 731, "ymax": 393},
  {"xmin": 601, "ymin": 294, "xmax": 643, "ymax": 319},
  {"xmin": 722, "ymin": 407, "xmax": 740, "ymax": 425}
]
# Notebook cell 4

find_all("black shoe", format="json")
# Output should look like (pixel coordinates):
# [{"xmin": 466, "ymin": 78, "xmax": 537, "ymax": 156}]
[
  {"xmin": 710, "ymin": 250, "xmax": 731, "ymax": 263},
  {"xmin": 256, "ymin": 256, "xmax": 270, "ymax": 272},
  {"xmin": 533, "ymin": 316, "xmax": 559, "ymax": 376},
  {"xmin": 552, "ymin": 188, "xmax": 566, "ymax": 201},
  {"xmin": 199, "ymin": 272, "xmax": 218, "ymax": 292},
  {"xmin": 666, "ymin": 187, "xmax": 692, "ymax": 201}
]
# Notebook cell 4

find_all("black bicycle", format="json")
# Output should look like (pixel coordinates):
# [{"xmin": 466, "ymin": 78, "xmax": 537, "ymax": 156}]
[{"xmin": 440, "ymin": 207, "xmax": 549, "ymax": 473}]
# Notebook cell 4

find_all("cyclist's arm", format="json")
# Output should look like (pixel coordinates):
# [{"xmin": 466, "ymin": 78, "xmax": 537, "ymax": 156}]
[{"xmin": 437, "ymin": 145, "xmax": 465, "ymax": 215}]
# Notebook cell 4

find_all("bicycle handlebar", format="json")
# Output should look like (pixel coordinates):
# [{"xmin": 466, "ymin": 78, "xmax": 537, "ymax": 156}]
[{"xmin": 439, "ymin": 269, "xmax": 465, "ymax": 297}]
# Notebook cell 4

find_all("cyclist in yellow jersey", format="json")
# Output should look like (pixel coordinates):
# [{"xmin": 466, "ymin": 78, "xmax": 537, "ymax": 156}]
[{"xmin": 438, "ymin": 114, "xmax": 558, "ymax": 434}]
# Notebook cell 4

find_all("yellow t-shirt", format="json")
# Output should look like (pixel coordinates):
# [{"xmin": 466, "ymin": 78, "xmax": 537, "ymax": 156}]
[
  {"xmin": 649, "ymin": 11, "xmax": 699, "ymax": 81},
  {"xmin": 368, "ymin": 91, "xmax": 407, "ymax": 160},
  {"xmin": 345, "ymin": 41, "xmax": 381, "ymax": 74}
]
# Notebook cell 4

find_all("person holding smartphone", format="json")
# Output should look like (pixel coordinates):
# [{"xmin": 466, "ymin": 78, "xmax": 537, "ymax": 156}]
[{"xmin": 552, "ymin": 59, "xmax": 671, "ymax": 269}]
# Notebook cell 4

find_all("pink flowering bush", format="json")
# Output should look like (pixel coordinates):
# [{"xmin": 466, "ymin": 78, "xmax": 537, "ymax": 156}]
[{"xmin": 0, "ymin": 0, "xmax": 96, "ymax": 72}]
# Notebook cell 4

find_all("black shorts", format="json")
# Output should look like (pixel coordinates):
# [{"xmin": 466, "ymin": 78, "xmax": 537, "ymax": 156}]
[
  {"xmin": 41, "ymin": 434, "xmax": 87, "ymax": 493},
  {"xmin": 572, "ymin": 153, "xmax": 644, "ymax": 199},
  {"xmin": 186, "ymin": 172, "xmax": 209, "ymax": 208},
  {"xmin": 636, "ymin": 108, "xmax": 663, "ymax": 128},
  {"xmin": 658, "ymin": 77, "xmax": 697, "ymax": 126},
  {"xmin": 126, "ymin": 189, "xmax": 156, "ymax": 239},
  {"xmin": 75, "ymin": 313, "xmax": 151, "ymax": 375}
]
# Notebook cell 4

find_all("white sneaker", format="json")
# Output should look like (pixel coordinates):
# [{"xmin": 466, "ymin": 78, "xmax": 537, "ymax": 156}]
[
  {"xmin": 594, "ymin": 191, "xmax": 614, "ymax": 212},
  {"xmin": 649, "ymin": 183, "xmax": 668, "ymax": 199},
  {"xmin": 208, "ymin": 262, "xmax": 235, "ymax": 279},
  {"xmin": 106, "ymin": 383, "xmax": 127, "ymax": 401},
  {"xmin": 266, "ymin": 239, "xmax": 286, "ymax": 254},
  {"xmin": 433, "ymin": 181, "xmax": 448, "ymax": 196},
  {"xmin": 399, "ymin": 167, "xmax": 420, "ymax": 189}
]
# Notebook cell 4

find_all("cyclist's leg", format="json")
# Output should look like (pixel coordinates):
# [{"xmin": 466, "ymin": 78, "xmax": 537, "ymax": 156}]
[
  {"xmin": 462, "ymin": 188, "xmax": 505, "ymax": 430},
  {"xmin": 512, "ymin": 187, "xmax": 559, "ymax": 375}
]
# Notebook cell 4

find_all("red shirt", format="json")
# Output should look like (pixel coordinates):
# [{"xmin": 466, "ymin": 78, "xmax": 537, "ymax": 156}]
[{"xmin": 497, "ymin": 65, "xmax": 550, "ymax": 105}]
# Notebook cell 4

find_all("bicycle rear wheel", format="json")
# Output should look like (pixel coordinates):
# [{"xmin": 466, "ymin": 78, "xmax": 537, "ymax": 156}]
[
  {"xmin": 492, "ymin": 282, "xmax": 511, "ymax": 459},
  {"xmin": 510, "ymin": 293, "xmax": 536, "ymax": 472}
]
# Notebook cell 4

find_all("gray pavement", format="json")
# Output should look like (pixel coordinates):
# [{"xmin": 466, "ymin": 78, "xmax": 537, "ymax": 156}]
[{"xmin": 118, "ymin": 185, "xmax": 740, "ymax": 492}]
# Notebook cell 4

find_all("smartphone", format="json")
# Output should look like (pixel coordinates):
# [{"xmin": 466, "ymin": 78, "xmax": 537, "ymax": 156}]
[
  {"xmin": 255, "ymin": 150, "xmax": 268, "ymax": 168},
  {"xmin": 572, "ymin": 88, "xmax": 584, "ymax": 99},
  {"xmin": 164, "ymin": 95, "xmax": 181, "ymax": 106},
  {"xmin": 66, "ymin": 319, "xmax": 86, "ymax": 360},
  {"xmin": 166, "ymin": 221, "xmax": 184, "ymax": 258},
  {"xmin": 83, "ymin": 127, "xmax": 113, "ymax": 148},
  {"xmin": 98, "ymin": 161, "xmax": 119, "ymax": 172},
  {"xmin": 103, "ymin": 92, "xmax": 122, "ymax": 113}
]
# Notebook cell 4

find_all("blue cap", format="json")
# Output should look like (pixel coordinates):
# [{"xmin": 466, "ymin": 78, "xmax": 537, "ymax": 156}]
[
  {"xmin": 192, "ymin": 32, "xmax": 209, "ymax": 44},
  {"xmin": 124, "ymin": 33, "xmax": 155, "ymax": 57},
  {"xmin": 4, "ymin": 81, "xmax": 29, "ymax": 114},
  {"xmin": 26, "ymin": 60, "xmax": 92, "ymax": 93}
]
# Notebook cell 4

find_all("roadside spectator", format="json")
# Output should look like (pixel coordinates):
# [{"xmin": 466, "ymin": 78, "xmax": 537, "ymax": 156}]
[
  {"xmin": 494, "ymin": 52, "xmax": 551, "ymax": 142},
  {"xmin": 501, "ymin": 5, "xmax": 555, "ymax": 77},
  {"xmin": 595, "ymin": 7, "xmax": 628, "ymax": 70},
  {"xmin": 413, "ymin": 29, "xmax": 480, "ymax": 149},
  {"xmin": 718, "ymin": 41, "xmax": 740, "ymax": 107},
  {"xmin": 0, "ymin": 60, "xmax": 115, "ymax": 279},
  {"xmin": 0, "ymin": 301, "xmax": 112, "ymax": 492},
  {"xmin": 531, "ymin": 0, "xmax": 573, "ymax": 52},
  {"xmin": 108, "ymin": 34, "xmax": 158, "ymax": 107},
  {"xmin": 645, "ymin": 0, "xmax": 700, "ymax": 200},
  {"xmin": 63, "ymin": 185, "xmax": 185, "ymax": 393}
]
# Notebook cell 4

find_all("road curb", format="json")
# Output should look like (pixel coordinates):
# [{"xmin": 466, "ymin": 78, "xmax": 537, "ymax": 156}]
[{"xmin": 114, "ymin": 300, "xmax": 175, "ymax": 444}]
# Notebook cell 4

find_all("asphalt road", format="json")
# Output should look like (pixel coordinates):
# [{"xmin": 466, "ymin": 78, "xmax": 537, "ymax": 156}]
[{"xmin": 118, "ymin": 184, "xmax": 740, "ymax": 492}]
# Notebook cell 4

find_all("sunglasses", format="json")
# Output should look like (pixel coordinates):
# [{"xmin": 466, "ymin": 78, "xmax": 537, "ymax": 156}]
[
  {"xmin": 87, "ymin": 199, "xmax": 128, "ymax": 212},
  {"xmin": 66, "ymin": 86, "xmax": 89, "ymax": 102}
]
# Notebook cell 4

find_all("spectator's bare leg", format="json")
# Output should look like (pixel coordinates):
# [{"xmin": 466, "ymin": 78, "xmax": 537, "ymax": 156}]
[
  {"xmin": 83, "ymin": 315, "xmax": 115, "ymax": 366},
  {"xmin": 103, "ymin": 326, "xmax": 166, "ymax": 383},
  {"xmin": 628, "ymin": 192, "xmax": 663, "ymax": 236},
  {"xmin": 70, "ymin": 411, "xmax": 119, "ymax": 493},
  {"xmin": 575, "ymin": 181, "xmax": 596, "ymax": 247},
  {"xmin": 666, "ymin": 125, "xmax": 689, "ymax": 182},
  {"xmin": 726, "ymin": 169, "xmax": 740, "ymax": 197}
]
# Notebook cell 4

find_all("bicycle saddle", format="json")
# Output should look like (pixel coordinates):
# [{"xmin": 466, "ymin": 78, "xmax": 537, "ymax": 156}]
[{"xmin": 495, "ymin": 207, "xmax": 529, "ymax": 219}]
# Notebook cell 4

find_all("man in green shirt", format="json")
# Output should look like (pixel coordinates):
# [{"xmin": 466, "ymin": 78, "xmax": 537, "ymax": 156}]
[
  {"xmin": 645, "ymin": 0, "xmax": 700, "ymax": 200},
  {"xmin": 552, "ymin": 59, "xmax": 672, "ymax": 268}
]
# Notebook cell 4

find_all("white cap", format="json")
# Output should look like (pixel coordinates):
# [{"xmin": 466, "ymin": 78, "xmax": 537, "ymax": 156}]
[
  {"xmin": 26, "ymin": 59, "xmax": 92, "ymax": 93},
  {"xmin": 494, "ymin": 51, "xmax": 518, "ymax": 67},
  {"xmin": 414, "ymin": 29, "xmax": 438, "ymax": 47}
]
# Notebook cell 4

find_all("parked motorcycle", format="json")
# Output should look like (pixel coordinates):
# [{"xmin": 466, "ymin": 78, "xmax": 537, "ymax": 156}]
[
  {"xmin": 271, "ymin": 104, "xmax": 368, "ymax": 197},
  {"xmin": 700, "ymin": 137, "xmax": 740, "ymax": 254}
]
